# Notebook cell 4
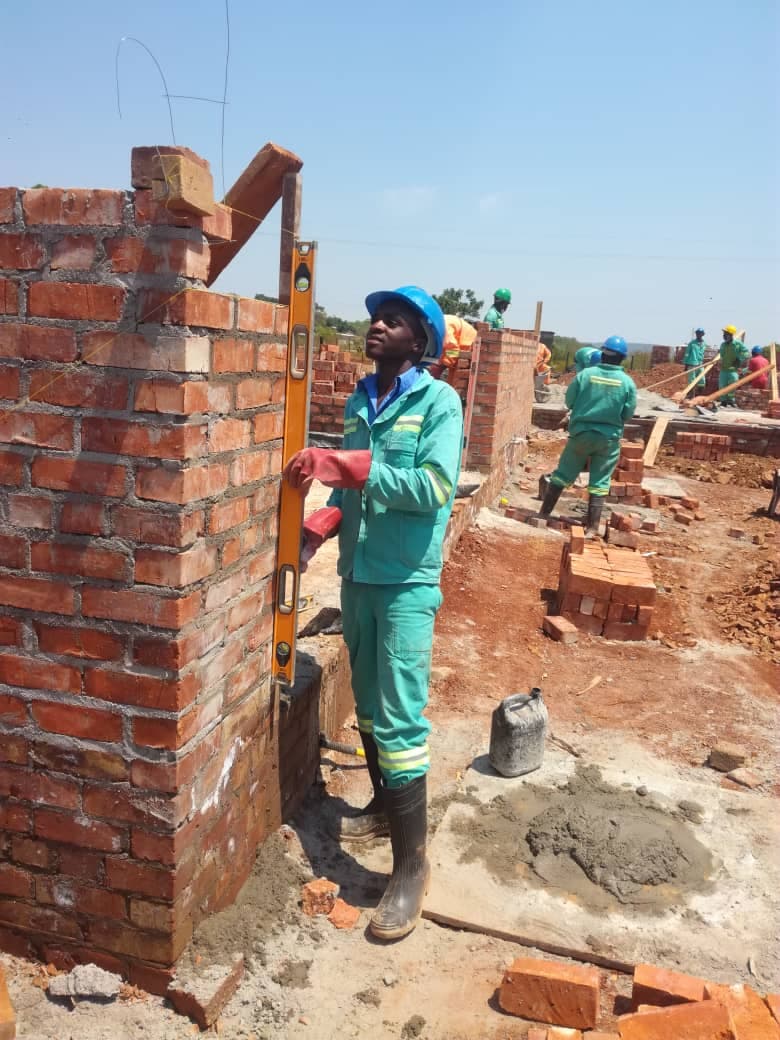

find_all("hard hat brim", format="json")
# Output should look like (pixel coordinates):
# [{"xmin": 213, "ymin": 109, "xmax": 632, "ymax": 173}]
[{"xmin": 365, "ymin": 289, "xmax": 442, "ymax": 358}]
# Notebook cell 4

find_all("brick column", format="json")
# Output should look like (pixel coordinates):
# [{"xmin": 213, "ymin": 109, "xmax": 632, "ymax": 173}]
[{"xmin": 0, "ymin": 149, "xmax": 316, "ymax": 991}]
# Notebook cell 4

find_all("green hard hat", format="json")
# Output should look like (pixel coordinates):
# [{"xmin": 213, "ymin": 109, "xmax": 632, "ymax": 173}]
[{"xmin": 494, "ymin": 288, "xmax": 512, "ymax": 303}]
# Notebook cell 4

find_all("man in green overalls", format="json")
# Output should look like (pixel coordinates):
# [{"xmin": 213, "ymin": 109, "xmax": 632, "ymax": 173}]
[
  {"xmin": 682, "ymin": 328, "xmax": 708, "ymax": 386},
  {"xmin": 539, "ymin": 335, "xmax": 637, "ymax": 536},
  {"xmin": 284, "ymin": 286, "xmax": 463, "ymax": 941},
  {"xmin": 717, "ymin": 325, "xmax": 749, "ymax": 407},
  {"xmin": 483, "ymin": 287, "xmax": 511, "ymax": 329}
]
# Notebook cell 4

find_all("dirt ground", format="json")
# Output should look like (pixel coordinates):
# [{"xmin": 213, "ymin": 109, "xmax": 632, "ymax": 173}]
[{"xmin": 3, "ymin": 435, "xmax": 778, "ymax": 1039}]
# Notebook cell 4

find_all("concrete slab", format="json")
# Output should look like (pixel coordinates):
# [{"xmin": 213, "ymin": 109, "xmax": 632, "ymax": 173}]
[
  {"xmin": 641, "ymin": 476, "xmax": 687, "ymax": 498},
  {"xmin": 422, "ymin": 737, "xmax": 780, "ymax": 988}
]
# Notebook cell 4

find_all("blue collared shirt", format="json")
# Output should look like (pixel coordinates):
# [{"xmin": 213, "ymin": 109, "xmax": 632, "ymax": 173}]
[{"xmin": 357, "ymin": 366, "xmax": 423, "ymax": 425}]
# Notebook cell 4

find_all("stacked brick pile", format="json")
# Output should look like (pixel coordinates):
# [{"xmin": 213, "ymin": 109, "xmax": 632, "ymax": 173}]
[
  {"xmin": 0, "ymin": 148, "xmax": 324, "ymax": 991},
  {"xmin": 554, "ymin": 527, "xmax": 656, "ymax": 640},
  {"xmin": 309, "ymin": 344, "xmax": 371, "ymax": 434},
  {"xmin": 608, "ymin": 440, "xmax": 644, "ymax": 505},
  {"xmin": 766, "ymin": 400, "xmax": 780, "ymax": 419},
  {"xmin": 499, "ymin": 957, "xmax": 780, "ymax": 1038},
  {"xmin": 736, "ymin": 386, "xmax": 771, "ymax": 412},
  {"xmin": 675, "ymin": 431, "xmax": 731, "ymax": 461}
]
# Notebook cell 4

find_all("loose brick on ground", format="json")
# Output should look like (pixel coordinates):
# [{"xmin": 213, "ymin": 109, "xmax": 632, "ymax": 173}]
[
  {"xmin": 168, "ymin": 954, "xmax": 245, "ymax": 1030},
  {"xmin": 301, "ymin": 877, "xmax": 339, "ymax": 916},
  {"xmin": 618, "ymin": 1000, "xmax": 735, "ymax": 1039},
  {"xmin": 631, "ymin": 963, "xmax": 707, "ymax": 1009},
  {"xmin": 707, "ymin": 743, "xmax": 747, "ymax": 772},
  {"xmin": 704, "ymin": 982, "xmax": 780, "ymax": 1039},
  {"xmin": 327, "ymin": 897, "xmax": 361, "ymax": 930},
  {"xmin": 499, "ymin": 957, "xmax": 600, "ymax": 1029},
  {"xmin": 543, "ymin": 616, "xmax": 579, "ymax": 644}
]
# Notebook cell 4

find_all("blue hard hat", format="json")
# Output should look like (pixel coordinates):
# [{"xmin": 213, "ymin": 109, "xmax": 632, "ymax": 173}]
[
  {"xmin": 752, "ymin": 345, "xmax": 764, "ymax": 356},
  {"xmin": 602, "ymin": 335, "xmax": 628, "ymax": 357},
  {"xmin": 365, "ymin": 285, "xmax": 445, "ymax": 358},
  {"xmin": 588, "ymin": 349, "xmax": 602, "ymax": 366},
  {"xmin": 695, "ymin": 327, "xmax": 705, "ymax": 334}
]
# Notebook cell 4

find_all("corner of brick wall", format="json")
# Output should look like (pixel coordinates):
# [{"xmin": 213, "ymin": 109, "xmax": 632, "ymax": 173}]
[
  {"xmin": 309, "ymin": 343, "xmax": 372, "ymax": 434},
  {"xmin": 0, "ymin": 148, "xmax": 320, "ymax": 990}
]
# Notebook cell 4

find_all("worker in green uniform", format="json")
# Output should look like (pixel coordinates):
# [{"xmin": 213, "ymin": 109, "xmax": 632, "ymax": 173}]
[
  {"xmin": 483, "ymin": 288, "xmax": 511, "ymax": 329},
  {"xmin": 717, "ymin": 325, "xmax": 749, "ymax": 407},
  {"xmin": 683, "ymin": 328, "xmax": 708, "ymax": 386},
  {"xmin": 539, "ymin": 335, "xmax": 637, "ymax": 536},
  {"xmin": 284, "ymin": 286, "xmax": 463, "ymax": 942},
  {"xmin": 573, "ymin": 346, "xmax": 602, "ymax": 372}
]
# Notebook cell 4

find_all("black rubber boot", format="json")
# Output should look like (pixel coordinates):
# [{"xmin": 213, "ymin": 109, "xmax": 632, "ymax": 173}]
[
  {"xmin": 369, "ymin": 775, "xmax": 429, "ymax": 940},
  {"xmin": 538, "ymin": 473, "xmax": 550, "ymax": 500},
  {"xmin": 339, "ymin": 732, "xmax": 389, "ymax": 843},
  {"xmin": 585, "ymin": 495, "xmax": 605, "ymax": 537},
  {"xmin": 539, "ymin": 482, "xmax": 564, "ymax": 518}
]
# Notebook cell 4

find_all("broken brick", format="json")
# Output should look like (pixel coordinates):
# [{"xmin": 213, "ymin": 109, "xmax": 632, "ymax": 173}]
[
  {"xmin": 542, "ymin": 615, "xmax": 579, "ymax": 644},
  {"xmin": 619, "ymin": 1000, "xmax": 735, "ymax": 1040},
  {"xmin": 0, "ymin": 963, "xmax": 15, "ymax": 1040},
  {"xmin": 681, "ymin": 496, "xmax": 700, "ymax": 511},
  {"xmin": 728, "ymin": 528, "xmax": 746, "ymax": 539},
  {"xmin": 168, "ymin": 954, "xmax": 245, "ymax": 1031},
  {"xmin": 674, "ymin": 511, "xmax": 694, "ymax": 525},
  {"xmin": 704, "ymin": 982, "xmax": 780, "ymax": 1040},
  {"xmin": 327, "ymin": 897, "xmax": 361, "ymax": 930},
  {"xmin": 707, "ymin": 742, "xmax": 747, "ymax": 773},
  {"xmin": 301, "ymin": 877, "xmax": 339, "ymax": 916},
  {"xmin": 499, "ymin": 957, "xmax": 600, "ymax": 1029},
  {"xmin": 631, "ymin": 964, "xmax": 707, "ymax": 1009},
  {"xmin": 726, "ymin": 767, "xmax": 762, "ymax": 789}
]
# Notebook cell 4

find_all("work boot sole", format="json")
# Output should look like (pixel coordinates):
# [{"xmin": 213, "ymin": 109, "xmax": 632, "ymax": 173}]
[
  {"xmin": 368, "ymin": 861, "xmax": 431, "ymax": 941},
  {"xmin": 338, "ymin": 814, "xmax": 390, "ymax": 844}
]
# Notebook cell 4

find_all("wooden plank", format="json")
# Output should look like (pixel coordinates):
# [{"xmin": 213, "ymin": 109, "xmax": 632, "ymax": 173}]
[
  {"xmin": 672, "ymin": 358, "xmax": 718, "ymax": 401},
  {"xmin": 769, "ymin": 343, "xmax": 778, "ymax": 402},
  {"xmin": 278, "ymin": 172, "xmax": 302, "ymax": 305},
  {"xmin": 207, "ymin": 142, "xmax": 303, "ymax": 286},
  {"xmin": 642, "ymin": 414, "xmax": 671, "ymax": 467},
  {"xmin": 151, "ymin": 154, "xmax": 216, "ymax": 216},
  {"xmin": 693, "ymin": 362, "xmax": 777, "ymax": 405},
  {"xmin": 533, "ymin": 300, "xmax": 543, "ymax": 339}
]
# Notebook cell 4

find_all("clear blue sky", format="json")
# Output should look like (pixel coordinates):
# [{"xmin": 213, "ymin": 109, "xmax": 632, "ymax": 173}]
[{"xmin": 2, "ymin": 0, "xmax": 778, "ymax": 345}]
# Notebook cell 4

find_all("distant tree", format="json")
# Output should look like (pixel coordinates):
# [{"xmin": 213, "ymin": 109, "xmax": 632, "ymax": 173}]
[
  {"xmin": 551, "ymin": 335, "xmax": 586, "ymax": 372},
  {"xmin": 433, "ymin": 288, "xmax": 484, "ymax": 322},
  {"xmin": 255, "ymin": 293, "xmax": 279, "ymax": 304}
]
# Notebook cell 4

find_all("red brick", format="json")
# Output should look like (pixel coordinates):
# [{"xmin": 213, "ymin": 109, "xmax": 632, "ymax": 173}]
[
  {"xmin": 0, "ymin": 451, "xmax": 24, "ymax": 486},
  {"xmin": 134, "ymin": 463, "xmax": 228, "ymax": 504},
  {"xmin": 23, "ymin": 187, "xmax": 124, "ymax": 226},
  {"xmin": 0, "ymin": 693, "xmax": 27, "ymax": 727},
  {"xmin": 82, "ymin": 586, "xmax": 200, "ymax": 629},
  {"xmin": 222, "ymin": 536, "xmax": 241, "ymax": 567},
  {"xmin": 31, "ymin": 542, "xmax": 129, "ymax": 581},
  {"xmin": 0, "ymin": 863, "xmax": 33, "ymax": 898},
  {"xmin": 202, "ymin": 203, "xmax": 232, "ymax": 242},
  {"xmin": 8, "ymin": 493, "xmax": 51, "ymax": 529},
  {"xmin": 135, "ymin": 543, "xmax": 217, "ymax": 587},
  {"xmin": 112, "ymin": 505, "xmax": 203, "ymax": 547},
  {"xmin": 29, "ymin": 368, "xmax": 129, "ymax": 410},
  {"xmin": 208, "ymin": 495, "xmax": 250, "ymax": 534},
  {"xmin": 237, "ymin": 297, "xmax": 274, "ymax": 333},
  {"xmin": 131, "ymin": 696, "xmax": 219, "ymax": 750},
  {"xmin": 0, "ymin": 187, "xmax": 16, "ymax": 222},
  {"xmin": 0, "ymin": 897, "xmax": 83, "ymax": 939},
  {"xmin": 213, "ymin": 337, "xmax": 254, "ymax": 373},
  {"xmin": 542, "ymin": 615, "xmax": 579, "ymax": 644},
  {"xmin": 32, "ymin": 456, "xmax": 128, "ymax": 497},
  {"xmin": 301, "ymin": 878, "xmax": 339, "ymax": 916},
  {"xmin": 168, "ymin": 954, "xmax": 245, "ymax": 1029},
  {"xmin": 0, "ymin": 762, "xmax": 82, "ymax": 811},
  {"xmin": 257, "ymin": 341, "xmax": 287, "ymax": 373},
  {"xmin": 60, "ymin": 501, "xmax": 106, "ymax": 536},
  {"xmin": 0, "ymin": 409, "xmax": 74, "ymax": 450},
  {"xmin": 133, "ymin": 378, "xmax": 209, "ymax": 415},
  {"xmin": 82, "ymin": 330, "xmax": 210, "ymax": 373},
  {"xmin": 82, "ymin": 417, "xmax": 207, "ymax": 460},
  {"xmin": 35, "ymin": 808, "xmax": 125, "ymax": 852},
  {"xmin": 36, "ymin": 876, "xmax": 127, "ymax": 920},
  {"xmin": 148, "ymin": 239, "xmax": 209, "ymax": 279},
  {"xmin": 133, "ymin": 616, "xmax": 223, "ymax": 670},
  {"xmin": 0, "ymin": 801, "xmax": 31, "ymax": 833},
  {"xmin": 704, "ymin": 982, "xmax": 780, "ymax": 1039},
  {"xmin": 31, "ymin": 700, "xmax": 121, "ymax": 742},
  {"xmin": 81, "ymin": 784, "xmax": 179, "ymax": 830},
  {"xmin": 0, "ymin": 278, "xmax": 18, "ymax": 314},
  {"xmin": 58, "ymin": 847, "xmax": 104, "ymax": 883},
  {"xmin": 31, "ymin": 742, "xmax": 128, "ymax": 782},
  {"xmin": 0, "ymin": 232, "xmax": 46, "ymax": 269},
  {"xmin": 131, "ymin": 145, "xmax": 211, "ymax": 188},
  {"xmin": 235, "ymin": 377, "xmax": 277, "ymax": 411},
  {"xmin": 209, "ymin": 417, "xmax": 251, "ymax": 454},
  {"xmin": 767, "ymin": 995, "xmax": 780, "ymax": 1025},
  {"xmin": 0, "ymin": 366, "xmax": 19, "ymax": 401},
  {"xmin": 11, "ymin": 837, "xmax": 54, "ymax": 869},
  {"xmin": 50, "ymin": 234, "xmax": 97, "ymax": 270},
  {"xmin": 631, "ymin": 964, "xmax": 707, "ymax": 1009},
  {"xmin": 0, "ymin": 653, "xmax": 80, "ymax": 694},
  {"xmin": 105, "ymin": 857, "xmax": 176, "ymax": 899},
  {"xmin": 0, "ymin": 574, "xmax": 75, "ymax": 615},
  {"xmin": 0, "ymin": 533, "xmax": 26, "ymax": 569},
  {"xmin": 29, "ymin": 281, "xmax": 125, "ymax": 321},
  {"xmin": 0, "ymin": 734, "xmax": 28, "ymax": 765},
  {"xmin": 138, "ymin": 288, "xmax": 234, "ymax": 330},
  {"xmin": 252, "ymin": 410, "xmax": 284, "ymax": 443},
  {"xmin": 0, "ymin": 616, "xmax": 23, "ymax": 645},
  {"xmin": 618, "ymin": 1000, "xmax": 735, "ymax": 1039},
  {"xmin": 84, "ymin": 667, "xmax": 199, "ymax": 711},
  {"xmin": 498, "ymin": 957, "xmax": 600, "ymax": 1029}
]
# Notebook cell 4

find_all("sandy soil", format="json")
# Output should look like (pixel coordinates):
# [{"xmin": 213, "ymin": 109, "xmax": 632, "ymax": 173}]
[{"xmin": 3, "ymin": 438, "xmax": 778, "ymax": 1039}]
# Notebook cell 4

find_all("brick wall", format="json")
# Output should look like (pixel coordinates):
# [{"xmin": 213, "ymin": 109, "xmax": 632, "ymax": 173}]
[
  {"xmin": 0, "ymin": 149, "xmax": 318, "ymax": 990},
  {"xmin": 309, "ymin": 344, "xmax": 371, "ymax": 434},
  {"xmin": 465, "ymin": 324, "xmax": 538, "ymax": 471}
]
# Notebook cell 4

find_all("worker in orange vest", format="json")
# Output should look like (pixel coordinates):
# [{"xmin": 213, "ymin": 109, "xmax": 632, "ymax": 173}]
[
  {"xmin": 534, "ymin": 341, "xmax": 553, "ymax": 401},
  {"xmin": 428, "ymin": 315, "xmax": 477, "ymax": 382}
]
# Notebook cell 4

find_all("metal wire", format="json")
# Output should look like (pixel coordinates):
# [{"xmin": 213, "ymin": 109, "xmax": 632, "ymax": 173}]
[{"xmin": 115, "ymin": 35, "xmax": 176, "ymax": 143}]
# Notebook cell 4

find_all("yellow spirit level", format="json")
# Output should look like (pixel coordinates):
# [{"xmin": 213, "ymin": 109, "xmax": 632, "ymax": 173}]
[{"xmin": 272, "ymin": 240, "xmax": 317, "ymax": 686}]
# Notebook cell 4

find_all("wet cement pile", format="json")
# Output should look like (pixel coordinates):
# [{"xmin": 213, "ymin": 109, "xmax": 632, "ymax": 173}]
[{"xmin": 455, "ymin": 765, "xmax": 713, "ymax": 911}]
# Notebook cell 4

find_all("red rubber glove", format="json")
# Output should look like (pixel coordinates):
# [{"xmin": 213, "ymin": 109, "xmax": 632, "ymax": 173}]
[
  {"xmin": 283, "ymin": 449, "xmax": 372, "ymax": 493},
  {"xmin": 299, "ymin": 506, "xmax": 342, "ymax": 573}
]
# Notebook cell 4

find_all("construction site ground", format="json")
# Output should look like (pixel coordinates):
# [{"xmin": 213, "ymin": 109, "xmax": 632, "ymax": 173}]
[{"xmin": 3, "ymin": 433, "xmax": 779, "ymax": 1040}]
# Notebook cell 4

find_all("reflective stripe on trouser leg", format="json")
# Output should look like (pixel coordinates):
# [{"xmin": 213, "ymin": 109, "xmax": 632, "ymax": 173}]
[{"xmin": 340, "ymin": 579, "xmax": 378, "ymax": 737}]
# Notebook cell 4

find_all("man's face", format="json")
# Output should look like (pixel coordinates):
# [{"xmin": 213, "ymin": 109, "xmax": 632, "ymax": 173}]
[
  {"xmin": 696, "ymin": 331, "xmax": 704, "ymax": 340},
  {"xmin": 723, "ymin": 331, "xmax": 733, "ymax": 343},
  {"xmin": 365, "ymin": 301, "xmax": 426, "ymax": 363},
  {"xmin": 496, "ymin": 298, "xmax": 509, "ymax": 313}
]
